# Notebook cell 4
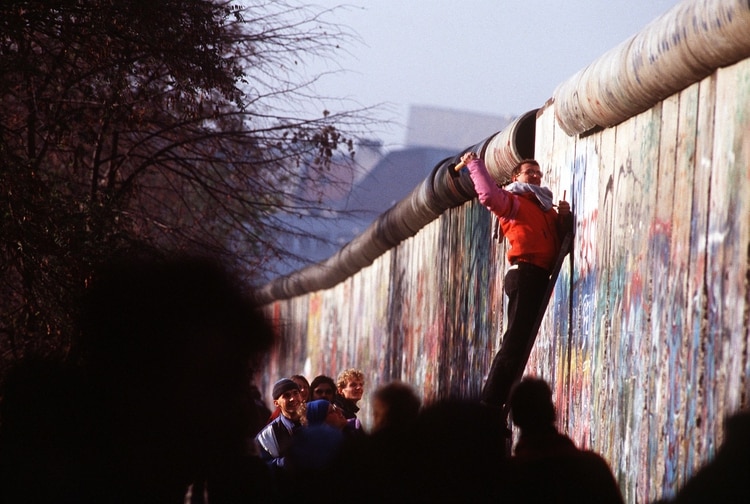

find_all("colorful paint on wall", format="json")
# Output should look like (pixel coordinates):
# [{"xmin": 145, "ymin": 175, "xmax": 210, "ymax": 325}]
[{"xmin": 263, "ymin": 58, "xmax": 750, "ymax": 503}]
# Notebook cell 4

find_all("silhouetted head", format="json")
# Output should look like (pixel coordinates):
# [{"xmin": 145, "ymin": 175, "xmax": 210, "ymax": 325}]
[
  {"xmin": 1, "ymin": 254, "xmax": 276, "ymax": 502},
  {"xmin": 408, "ymin": 399, "xmax": 508, "ymax": 502},
  {"xmin": 510, "ymin": 377, "xmax": 556, "ymax": 432},
  {"xmin": 74, "ymin": 254, "xmax": 275, "ymax": 488},
  {"xmin": 371, "ymin": 381, "xmax": 421, "ymax": 433},
  {"xmin": 77, "ymin": 255, "xmax": 273, "ymax": 383}
]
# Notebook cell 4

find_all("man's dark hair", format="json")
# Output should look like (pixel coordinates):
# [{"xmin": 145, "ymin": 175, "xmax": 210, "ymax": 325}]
[
  {"xmin": 310, "ymin": 375, "xmax": 336, "ymax": 392},
  {"xmin": 509, "ymin": 377, "xmax": 556, "ymax": 431},
  {"xmin": 372, "ymin": 381, "xmax": 421, "ymax": 429},
  {"xmin": 511, "ymin": 158, "xmax": 540, "ymax": 177}
]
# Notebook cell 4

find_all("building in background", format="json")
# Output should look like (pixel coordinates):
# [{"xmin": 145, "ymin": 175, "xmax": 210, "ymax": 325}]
[
  {"xmin": 405, "ymin": 105, "xmax": 514, "ymax": 150},
  {"xmin": 267, "ymin": 106, "xmax": 512, "ymax": 280}
]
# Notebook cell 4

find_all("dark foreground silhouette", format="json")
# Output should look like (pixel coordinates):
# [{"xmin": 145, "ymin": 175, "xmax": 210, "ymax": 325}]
[
  {"xmin": 0, "ymin": 255, "xmax": 274, "ymax": 504},
  {"xmin": 507, "ymin": 377, "xmax": 624, "ymax": 503},
  {"xmin": 658, "ymin": 410, "xmax": 750, "ymax": 504}
]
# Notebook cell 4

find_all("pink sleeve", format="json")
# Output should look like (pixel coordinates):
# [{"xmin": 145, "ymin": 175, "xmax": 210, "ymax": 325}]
[{"xmin": 465, "ymin": 159, "xmax": 515, "ymax": 217}]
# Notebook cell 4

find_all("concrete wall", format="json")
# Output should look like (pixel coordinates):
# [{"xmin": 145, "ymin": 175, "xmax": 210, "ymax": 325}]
[
  {"xmin": 530, "ymin": 57, "xmax": 750, "ymax": 502},
  {"xmin": 261, "ymin": 4, "xmax": 750, "ymax": 501}
]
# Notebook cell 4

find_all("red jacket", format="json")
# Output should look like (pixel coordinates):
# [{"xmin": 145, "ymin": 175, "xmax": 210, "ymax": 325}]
[
  {"xmin": 499, "ymin": 191, "xmax": 561, "ymax": 271},
  {"xmin": 466, "ymin": 159, "xmax": 564, "ymax": 271}
]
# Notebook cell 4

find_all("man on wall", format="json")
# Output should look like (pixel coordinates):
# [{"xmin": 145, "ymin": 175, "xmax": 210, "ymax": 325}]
[{"xmin": 460, "ymin": 152, "xmax": 572, "ymax": 422}]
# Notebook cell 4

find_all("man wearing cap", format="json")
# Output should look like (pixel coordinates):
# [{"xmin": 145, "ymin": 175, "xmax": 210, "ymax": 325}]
[{"xmin": 255, "ymin": 378, "xmax": 304, "ymax": 469}]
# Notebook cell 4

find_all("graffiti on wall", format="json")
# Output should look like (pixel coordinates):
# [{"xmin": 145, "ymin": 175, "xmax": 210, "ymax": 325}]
[{"xmin": 264, "ymin": 57, "xmax": 749, "ymax": 503}]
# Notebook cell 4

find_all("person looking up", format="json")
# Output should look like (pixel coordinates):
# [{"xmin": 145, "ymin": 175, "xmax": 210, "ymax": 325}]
[
  {"xmin": 291, "ymin": 375, "xmax": 310, "ymax": 402},
  {"xmin": 333, "ymin": 368, "xmax": 365, "ymax": 431},
  {"xmin": 267, "ymin": 373, "xmax": 309, "ymax": 423},
  {"xmin": 284, "ymin": 399, "xmax": 348, "ymax": 496},
  {"xmin": 460, "ymin": 153, "xmax": 572, "ymax": 421},
  {"xmin": 255, "ymin": 378, "xmax": 303, "ymax": 470},
  {"xmin": 305, "ymin": 400, "xmax": 347, "ymax": 430},
  {"xmin": 309, "ymin": 375, "xmax": 337, "ymax": 403},
  {"xmin": 317, "ymin": 390, "xmax": 364, "ymax": 441},
  {"xmin": 325, "ymin": 403, "xmax": 349, "ymax": 431}
]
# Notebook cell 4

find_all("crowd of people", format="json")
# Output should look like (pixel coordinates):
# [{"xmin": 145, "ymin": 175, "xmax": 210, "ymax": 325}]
[
  {"xmin": 253, "ymin": 371, "xmax": 750, "ymax": 504},
  {"xmin": 249, "ymin": 369, "xmax": 628, "ymax": 503}
]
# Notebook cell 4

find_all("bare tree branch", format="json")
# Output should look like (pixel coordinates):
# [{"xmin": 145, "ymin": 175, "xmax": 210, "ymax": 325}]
[{"xmin": 0, "ymin": 0, "xmax": 382, "ymax": 370}]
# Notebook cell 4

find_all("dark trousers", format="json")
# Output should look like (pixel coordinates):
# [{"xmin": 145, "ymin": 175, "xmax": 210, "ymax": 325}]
[{"xmin": 481, "ymin": 262, "xmax": 550, "ymax": 409}]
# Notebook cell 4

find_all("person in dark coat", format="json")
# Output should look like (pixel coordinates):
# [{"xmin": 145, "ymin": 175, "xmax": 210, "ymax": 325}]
[
  {"xmin": 255, "ymin": 378, "xmax": 304, "ymax": 470},
  {"xmin": 506, "ymin": 377, "xmax": 624, "ymax": 503},
  {"xmin": 333, "ymin": 368, "xmax": 365, "ymax": 432}
]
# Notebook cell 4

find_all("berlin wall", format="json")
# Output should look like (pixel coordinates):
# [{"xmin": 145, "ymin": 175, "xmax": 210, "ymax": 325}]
[{"xmin": 258, "ymin": 1, "xmax": 750, "ymax": 501}]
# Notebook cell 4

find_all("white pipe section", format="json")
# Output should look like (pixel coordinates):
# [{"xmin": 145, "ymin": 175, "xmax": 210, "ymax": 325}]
[{"xmin": 553, "ymin": 0, "xmax": 750, "ymax": 136}]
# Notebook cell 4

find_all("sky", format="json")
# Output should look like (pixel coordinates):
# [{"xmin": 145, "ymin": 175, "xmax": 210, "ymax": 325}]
[{"xmin": 304, "ymin": 0, "xmax": 680, "ymax": 151}]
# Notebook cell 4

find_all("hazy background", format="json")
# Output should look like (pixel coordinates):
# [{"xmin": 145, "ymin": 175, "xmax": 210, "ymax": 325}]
[{"xmin": 306, "ymin": 0, "xmax": 680, "ymax": 150}]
